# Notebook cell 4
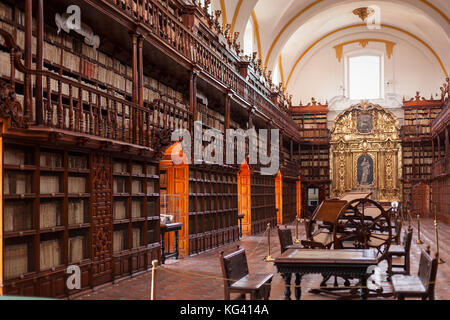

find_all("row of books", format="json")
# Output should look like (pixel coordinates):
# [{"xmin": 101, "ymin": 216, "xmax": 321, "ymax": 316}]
[
  {"xmin": 4, "ymin": 146, "xmax": 34, "ymax": 166},
  {"xmin": 69, "ymin": 236, "xmax": 85, "ymax": 263},
  {"xmin": 69, "ymin": 200, "xmax": 87, "ymax": 225},
  {"xmin": 40, "ymin": 201, "xmax": 62, "ymax": 229},
  {"xmin": 131, "ymin": 200, "xmax": 143, "ymax": 218},
  {"xmin": 4, "ymin": 201, "xmax": 33, "ymax": 232},
  {"xmin": 4, "ymin": 243, "xmax": 29, "ymax": 280},
  {"xmin": 4, "ymin": 171, "xmax": 33, "ymax": 195},
  {"xmin": 114, "ymin": 200, "xmax": 127, "ymax": 220},
  {"xmin": 113, "ymin": 229, "xmax": 127, "ymax": 253},
  {"xmin": 40, "ymin": 175, "xmax": 61, "ymax": 194},
  {"xmin": 68, "ymin": 176, "xmax": 88, "ymax": 194},
  {"xmin": 40, "ymin": 152, "xmax": 63, "ymax": 168},
  {"xmin": 40, "ymin": 239, "xmax": 61, "ymax": 271}
]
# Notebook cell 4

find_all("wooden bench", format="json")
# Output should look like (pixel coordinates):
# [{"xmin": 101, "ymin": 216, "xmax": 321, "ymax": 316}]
[
  {"xmin": 392, "ymin": 248, "xmax": 438, "ymax": 300},
  {"xmin": 219, "ymin": 247, "xmax": 273, "ymax": 300}
]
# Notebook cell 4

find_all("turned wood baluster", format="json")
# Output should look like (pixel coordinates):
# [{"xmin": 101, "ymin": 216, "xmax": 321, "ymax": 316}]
[
  {"xmin": 122, "ymin": 103, "xmax": 125, "ymax": 141},
  {"xmin": 113, "ymin": 99, "xmax": 118, "ymax": 140},
  {"xmin": 106, "ymin": 97, "xmax": 112, "ymax": 139},
  {"xmin": 89, "ymin": 91, "xmax": 94, "ymax": 135},
  {"xmin": 57, "ymin": 80, "xmax": 63, "ymax": 128},
  {"xmin": 146, "ymin": 107, "xmax": 151, "ymax": 147},
  {"xmin": 46, "ymin": 76, "xmax": 52, "ymax": 126},
  {"xmin": 97, "ymin": 93, "xmax": 103, "ymax": 137},
  {"xmin": 78, "ymin": 88, "xmax": 84, "ymax": 133},
  {"xmin": 69, "ymin": 84, "xmax": 74, "ymax": 130}
]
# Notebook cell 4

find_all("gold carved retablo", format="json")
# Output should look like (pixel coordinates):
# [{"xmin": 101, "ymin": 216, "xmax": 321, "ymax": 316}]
[{"xmin": 330, "ymin": 103, "xmax": 401, "ymax": 202}]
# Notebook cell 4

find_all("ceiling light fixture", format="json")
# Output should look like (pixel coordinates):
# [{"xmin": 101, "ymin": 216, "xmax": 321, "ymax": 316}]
[{"xmin": 353, "ymin": 7, "xmax": 375, "ymax": 22}]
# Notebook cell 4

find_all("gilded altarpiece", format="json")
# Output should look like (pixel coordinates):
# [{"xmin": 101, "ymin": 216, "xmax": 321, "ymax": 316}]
[{"xmin": 330, "ymin": 103, "xmax": 402, "ymax": 202}]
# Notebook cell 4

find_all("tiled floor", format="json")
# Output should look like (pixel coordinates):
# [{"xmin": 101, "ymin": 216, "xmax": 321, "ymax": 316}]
[{"xmin": 78, "ymin": 218, "xmax": 450, "ymax": 300}]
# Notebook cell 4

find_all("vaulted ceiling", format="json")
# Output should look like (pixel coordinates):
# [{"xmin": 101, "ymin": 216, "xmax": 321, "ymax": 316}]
[{"xmin": 211, "ymin": 0, "xmax": 450, "ymax": 101}]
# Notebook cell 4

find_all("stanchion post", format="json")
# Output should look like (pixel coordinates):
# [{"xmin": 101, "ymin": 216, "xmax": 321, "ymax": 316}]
[
  {"xmin": 294, "ymin": 218, "xmax": 300, "ymax": 244},
  {"xmin": 434, "ymin": 219, "xmax": 445, "ymax": 264},
  {"xmin": 264, "ymin": 223, "xmax": 274, "ymax": 262},
  {"xmin": 151, "ymin": 260, "xmax": 158, "ymax": 300},
  {"xmin": 416, "ymin": 214, "xmax": 424, "ymax": 244}
]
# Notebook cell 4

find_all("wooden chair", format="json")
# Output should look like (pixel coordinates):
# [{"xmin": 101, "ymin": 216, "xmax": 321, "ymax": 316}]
[
  {"xmin": 392, "ymin": 217, "xmax": 403, "ymax": 245},
  {"xmin": 387, "ymin": 227, "xmax": 413, "ymax": 279},
  {"xmin": 219, "ymin": 247, "xmax": 273, "ymax": 300},
  {"xmin": 392, "ymin": 248, "xmax": 438, "ymax": 300},
  {"xmin": 277, "ymin": 226, "xmax": 302, "ymax": 253}
]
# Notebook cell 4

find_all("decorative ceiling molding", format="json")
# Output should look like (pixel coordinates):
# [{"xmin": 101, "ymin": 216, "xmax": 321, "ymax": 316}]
[
  {"xmin": 278, "ymin": 54, "xmax": 285, "ymax": 88},
  {"xmin": 230, "ymin": 0, "xmax": 244, "ymax": 35},
  {"xmin": 285, "ymin": 23, "xmax": 449, "ymax": 88},
  {"xmin": 263, "ymin": 0, "xmax": 450, "ymax": 69},
  {"xmin": 251, "ymin": 10, "xmax": 263, "ymax": 62},
  {"xmin": 219, "ymin": 0, "xmax": 228, "ymax": 29},
  {"xmin": 333, "ymin": 39, "xmax": 397, "ymax": 62}
]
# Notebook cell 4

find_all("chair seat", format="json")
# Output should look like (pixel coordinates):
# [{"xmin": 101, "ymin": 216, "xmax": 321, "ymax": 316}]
[
  {"xmin": 231, "ymin": 274, "xmax": 274, "ymax": 291},
  {"xmin": 392, "ymin": 257, "xmax": 405, "ymax": 265},
  {"xmin": 392, "ymin": 275, "xmax": 426, "ymax": 295},
  {"xmin": 388, "ymin": 245, "xmax": 406, "ymax": 255}
]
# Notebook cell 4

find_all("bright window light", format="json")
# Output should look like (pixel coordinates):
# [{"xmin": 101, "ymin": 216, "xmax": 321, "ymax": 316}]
[{"xmin": 348, "ymin": 55, "xmax": 381, "ymax": 100}]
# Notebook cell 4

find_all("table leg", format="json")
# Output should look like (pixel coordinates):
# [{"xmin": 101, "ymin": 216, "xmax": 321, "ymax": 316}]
[
  {"xmin": 281, "ymin": 273, "xmax": 292, "ymax": 300},
  {"xmin": 175, "ymin": 230, "xmax": 179, "ymax": 260},
  {"xmin": 295, "ymin": 273, "xmax": 302, "ymax": 300},
  {"xmin": 361, "ymin": 275, "xmax": 369, "ymax": 300},
  {"xmin": 161, "ymin": 230, "xmax": 166, "ymax": 265}
]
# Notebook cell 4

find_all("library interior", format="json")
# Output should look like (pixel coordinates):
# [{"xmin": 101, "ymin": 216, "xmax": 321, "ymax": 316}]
[{"xmin": 0, "ymin": 0, "xmax": 449, "ymax": 301}]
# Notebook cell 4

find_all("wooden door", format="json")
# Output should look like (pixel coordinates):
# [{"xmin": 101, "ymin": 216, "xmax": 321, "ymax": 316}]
[{"xmin": 411, "ymin": 182, "xmax": 431, "ymax": 217}]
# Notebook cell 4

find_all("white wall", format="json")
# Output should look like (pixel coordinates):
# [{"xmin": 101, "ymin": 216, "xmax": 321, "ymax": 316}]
[{"xmin": 288, "ymin": 32, "xmax": 445, "ymax": 116}]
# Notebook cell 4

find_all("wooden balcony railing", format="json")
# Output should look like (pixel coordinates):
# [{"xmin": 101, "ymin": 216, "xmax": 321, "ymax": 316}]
[
  {"xmin": 107, "ymin": 0, "xmax": 300, "ymax": 140},
  {"xmin": 0, "ymin": 28, "xmax": 191, "ymax": 151}
]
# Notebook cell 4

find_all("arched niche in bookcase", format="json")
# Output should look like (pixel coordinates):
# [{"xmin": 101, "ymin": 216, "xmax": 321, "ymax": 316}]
[
  {"xmin": 238, "ymin": 160, "xmax": 251, "ymax": 236},
  {"xmin": 238, "ymin": 160, "xmax": 277, "ymax": 236},
  {"xmin": 159, "ymin": 142, "xmax": 189, "ymax": 256},
  {"xmin": 275, "ymin": 171, "xmax": 283, "ymax": 226}
]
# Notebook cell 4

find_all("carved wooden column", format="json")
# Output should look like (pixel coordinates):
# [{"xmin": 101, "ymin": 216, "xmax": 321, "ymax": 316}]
[
  {"xmin": 189, "ymin": 69, "xmax": 198, "ymax": 128},
  {"xmin": 138, "ymin": 36, "xmax": 144, "ymax": 107},
  {"xmin": 24, "ymin": 0, "xmax": 33, "ymax": 119},
  {"xmin": 90, "ymin": 153, "xmax": 113, "ymax": 286},
  {"xmin": 131, "ymin": 33, "xmax": 139, "ymax": 104},
  {"xmin": 36, "ymin": 0, "xmax": 44, "ymax": 125}
]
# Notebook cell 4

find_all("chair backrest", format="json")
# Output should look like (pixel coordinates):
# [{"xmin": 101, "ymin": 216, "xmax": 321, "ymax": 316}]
[
  {"xmin": 403, "ymin": 228, "xmax": 413, "ymax": 253},
  {"xmin": 277, "ymin": 227, "xmax": 293, "ymax": 253},
  {"xmin": 220, "ymin": 248, "xmax": 249, "ymax": 289},
  {"xmin": 418, "ymin": 249, "xmax": 438, "ymax": 296}
]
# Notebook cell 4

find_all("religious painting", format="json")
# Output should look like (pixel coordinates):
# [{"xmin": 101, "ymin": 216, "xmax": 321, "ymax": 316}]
[
  {"xmin": 357, "ymin": 113, "xmax": 373, "ymax": 133},
  {"xmin": 357, "ymin": 155, "xmax": 374, "ymax": 186}
]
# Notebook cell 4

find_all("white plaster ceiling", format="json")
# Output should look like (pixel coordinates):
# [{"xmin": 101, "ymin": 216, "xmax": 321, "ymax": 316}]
[{"xmin": 212, "ymin": 0, "xmax": 450, "ymax": 99}]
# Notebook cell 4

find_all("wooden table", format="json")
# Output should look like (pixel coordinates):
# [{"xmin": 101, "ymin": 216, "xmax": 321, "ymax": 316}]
[
  {"xmin": 160, "ymin": 222, "xmax": 183, "ymax": 264},
  {"xmin": 274, "ymin": 249, "xmax": 379, "ymax": 300}
]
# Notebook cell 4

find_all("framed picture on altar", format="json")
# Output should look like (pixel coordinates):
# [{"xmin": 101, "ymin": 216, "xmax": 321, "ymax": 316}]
[
  {"xmin": 357, "ymin": 155, "xmax": 374, "ymax": 186},
  {"xmin": 357, "ymin": 113, "xmax": 374, "ymax": 133}
]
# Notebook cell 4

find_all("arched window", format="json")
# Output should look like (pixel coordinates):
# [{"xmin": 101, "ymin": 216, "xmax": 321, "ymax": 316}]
[
  {"xmin": 347, "ymin": 55, "xmax": 384, "ymax": 100},
  {"xmin": 272, "ymin": 63, "xmax": 281, "ymax": 87},
  {"xmin": 243, "ymin": 19, "xmax": 254, "ymax": 56}
]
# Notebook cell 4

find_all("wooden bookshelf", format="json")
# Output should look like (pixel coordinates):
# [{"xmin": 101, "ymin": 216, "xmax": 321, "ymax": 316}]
[
  {"xmin": 2, "ymin": 142, "xmax": 91, "ymax": 296},
  {"xmin": 188, "ymin": 165, "xmax": 239, "ymax": 255},
  {"xmin": 249, "ymin": 172, "xmax": 277, "ymax": 235},
  {"xmin": 112, "ymin": 158, "xmax": 160, "ymax": 280}
]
